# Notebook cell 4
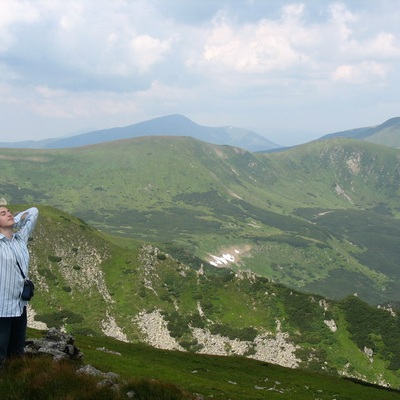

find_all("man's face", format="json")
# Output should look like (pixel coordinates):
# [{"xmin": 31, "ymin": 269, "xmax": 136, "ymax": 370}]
[{"xmin": 0, "ymin": 207, "xmax": 15, "ymax": 229}]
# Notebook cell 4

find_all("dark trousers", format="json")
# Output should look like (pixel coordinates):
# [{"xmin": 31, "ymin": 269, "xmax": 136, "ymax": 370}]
[{"xmin": 0, "ymin": 307, "xmax": 27, "ymax": 365}]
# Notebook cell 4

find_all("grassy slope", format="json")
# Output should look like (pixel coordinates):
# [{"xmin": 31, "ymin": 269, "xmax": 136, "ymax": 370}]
[
  {"xmin": 2, "ymin": 137, "xmax": 400, "ymax": 306},
  {"xmin": 1, "ymin": 329, "xmax": 397, "ymax": 400},
  {"xmin": 76, "ymin": 332, "xmax": 400, "ymax": 400},
  {"xmin": 11, "ymin": 206, "xmax": 400, "ymax": 389}
]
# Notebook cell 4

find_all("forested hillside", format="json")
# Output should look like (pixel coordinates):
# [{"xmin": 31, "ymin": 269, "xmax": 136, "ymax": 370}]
[
  {"xmin": 2, "ymin": 137, "xmax": 400, "ymax": 305},
  {"xmin": 9, "ymin": 205, "xmax": 400, "ymax": 389}
]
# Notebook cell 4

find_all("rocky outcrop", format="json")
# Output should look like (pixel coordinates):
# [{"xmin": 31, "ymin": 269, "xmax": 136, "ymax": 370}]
[
  {"xmin": 25, "ymin": 327, "xmax": 83, "ymax": 361},
  {"xmin": 135, "ymin": 310, "xmax": 185, "ymax": 351},
  {"xmin": 101, "ymin": 311, "xmax": 129, "ymax": 342},
  {"xmin": 136, "ymin": 309, "xmax": 300, "ymax": 369},
  {"xmin": 192, "ymin": 327, "xmax": 300, "ymax": 368},
  {"xmin": 25, "ymin": 328, "xmax": 125, "ymax": 391},
  {"xmin": 76, "ymin": 364, "xmax": 120, "ymax": 390}
]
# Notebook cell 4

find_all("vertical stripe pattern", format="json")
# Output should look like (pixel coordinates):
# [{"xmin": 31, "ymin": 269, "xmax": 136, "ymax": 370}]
[{"xmin": 0, "ymin": 208, "xmax": 39, "ymax": 317}]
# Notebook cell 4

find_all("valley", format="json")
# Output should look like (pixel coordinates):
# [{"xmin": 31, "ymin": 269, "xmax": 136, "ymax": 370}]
[{"xmin": 1, "ymin": 134, "xmax": 400, "ymax": 390}]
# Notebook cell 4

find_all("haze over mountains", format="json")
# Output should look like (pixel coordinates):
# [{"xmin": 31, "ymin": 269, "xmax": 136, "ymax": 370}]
[
  {"xmin": 319, "ymin": 116, "xmax": 400, "ymax": 148},
  {"xmin": 1, "ymin": 114, "xmax": 280, "ymax": 152},
  {"xmin": 2, "ymin": 114, "xmax": 400, "ymax": 152}
]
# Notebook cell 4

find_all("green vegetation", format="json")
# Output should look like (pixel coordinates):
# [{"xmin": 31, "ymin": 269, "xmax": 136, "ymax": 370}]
[
  {"xmin": 0, "ymin": 354, "xmax": 193, "ymax": 400},
  {"xmin": 2, "ymin": 137, "xmax": 400, "ymax": 305},
  {"xmin": 36, "ymin": 309, "xmax": 84, "ymax": 329},
  {"xmin": 1, "ymin": 330, "xmax": 398, "ymax": 400},
  {"xmin": 2, "ymin": 137, "xmax": 400, "ymax": 391},
  {"xmin": 340, "ymin": 296, "xmax": 400, "ymax": 371},
  {"xmin": 5, "ymin": 205, "xmax": 398, "ymax": 389}
]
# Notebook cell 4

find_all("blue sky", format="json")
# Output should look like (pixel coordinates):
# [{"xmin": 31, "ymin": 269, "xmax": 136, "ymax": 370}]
[{"xmin": 0, "ymin": 0, "xmax": 399, "ymax": 146}]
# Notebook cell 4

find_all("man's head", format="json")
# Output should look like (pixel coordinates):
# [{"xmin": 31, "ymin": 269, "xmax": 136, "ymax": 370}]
[{"xmin": 0, "ymin": 206, "xmax": 15, "ymax": 232}]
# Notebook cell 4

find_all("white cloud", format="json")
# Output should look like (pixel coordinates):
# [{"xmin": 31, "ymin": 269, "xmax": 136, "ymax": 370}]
[
  {"xmin": 130, "ymin": 35, "xmax": 173, "ymax": 73},
  {"xmin": 332, "ymin": 61, "xmax": 389, "ymax": 84},
  {"xmin": 200, "ymin": 5, "xmax": 312, "ymax": 75},
  {"xmin": 0, "ymin": 1, "xmax": 400, "ymax": 144},
  {"xmin": 0, "ymin": 0, "xmax": 39, "ymax": 52},
  {"xmin": 349, "ymin": 32, "xmax": 400, "ymax": 61},
  {"xmin": 194, "ymin": 2, "xmax": 400, "ymax": 93},
  {"xmin": 49, "ymin": 2, "xmax": 171, "ymax": 78},
  {"xmin": 202, "ymin": 19, "xmax": 308, "ymax": 74}
]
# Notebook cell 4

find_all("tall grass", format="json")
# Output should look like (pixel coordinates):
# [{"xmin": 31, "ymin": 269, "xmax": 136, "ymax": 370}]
[
  {"xmin": 1, "ymin": 339, "xmax": 400, "ymax": 400},
  {"xmin": 0, "ymin": 355, "xmax": 193, "ymax": 400}
]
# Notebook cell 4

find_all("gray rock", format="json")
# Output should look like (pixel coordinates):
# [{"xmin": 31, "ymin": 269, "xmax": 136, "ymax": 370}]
[{"xmin": 25, "ymin": 327, "xmax": 83, "ymax": 361}]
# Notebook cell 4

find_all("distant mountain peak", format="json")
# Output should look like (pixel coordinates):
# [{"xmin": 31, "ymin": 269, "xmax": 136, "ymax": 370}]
[{"xmin": 0, "ymin": 115, "xmax": 281, "ymax": 152}]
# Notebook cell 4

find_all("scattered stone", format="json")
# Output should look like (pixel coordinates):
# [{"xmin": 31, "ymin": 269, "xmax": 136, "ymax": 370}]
[
  {"xmin": 76, "ymin": 364, "xmax": 120, "ymax": 390},
  {"xmin": 25, "ymin": 328, "xmax": 121, "ymax": 388},
  {"xmin": 96, "ymin": 346, "xmax": 122, "ymax": 356},
  {"xmin": 25, "ymin": 327, "xmax": 83, "ymax": 361},
  {"xmin": 135, "ymin": 309, "xmax": 185, "ymax": 351},
  {"xmin": 324, "ymin": 319, "xmax": 337, "ymax": 332},
  {"xmin": 76, "ymin": 364, "xmax": 119, "ymax": 381},
  {"xmin": 364, "ymin": 346, "xmax": 374, "ymax": 361}
]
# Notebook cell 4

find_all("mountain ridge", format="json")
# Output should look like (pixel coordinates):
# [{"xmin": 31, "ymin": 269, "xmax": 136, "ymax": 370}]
[
  {"xmin": 2, "ymin": 136, "xmax": 400, "ymax": 306},
  {"xmin": 0, "ymin": 114, "xmax": 281, "ymax": 152},
  {"xmin": 2, "ymin": 115, "xmax": 400, "ymax": 393},
  {"xmin": 319, "ymin": 116, "xmax": 400, "ymax": 147},
  {"xmin": 2, "ymin": 114, "xmax": 400, "ymax": 152}
]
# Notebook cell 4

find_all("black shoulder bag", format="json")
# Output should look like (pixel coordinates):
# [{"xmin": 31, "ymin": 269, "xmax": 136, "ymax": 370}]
[{"xmin": 17, "ymin": 261, "xmax": 35, "ymax": 301}]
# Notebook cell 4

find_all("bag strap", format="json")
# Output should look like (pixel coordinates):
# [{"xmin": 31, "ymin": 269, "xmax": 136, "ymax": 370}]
[{"xmin": 16, "ymin": 260, "xmax": 26, "ymax": 280}]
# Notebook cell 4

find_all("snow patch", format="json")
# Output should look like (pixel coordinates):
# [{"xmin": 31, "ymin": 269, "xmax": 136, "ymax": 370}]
[{"xmin": 209, "ymin": 250, "xmax": 239, "ymax": 267}]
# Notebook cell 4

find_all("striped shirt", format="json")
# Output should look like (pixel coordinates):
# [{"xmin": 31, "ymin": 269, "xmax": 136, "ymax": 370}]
[{"xmin": 0, "ymin": 207, "xmax": 39, "ymax": 317}]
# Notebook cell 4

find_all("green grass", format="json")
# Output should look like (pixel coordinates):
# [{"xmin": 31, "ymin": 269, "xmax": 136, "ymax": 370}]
[
  {"xmin": 4, "ymin": 137, "xmax": 400, "ymax": 305},
  {"xmin": 2, "ymin": 204, "xmax": 398, "ymax": 388},
  {"xmin": 2, "ymin": 328, "xmax": 396, "ymax": 400},
  {"xmin": 3, "ymin": 138, "xmax": 400, "ymax": 391},
  {"xmin": 0, "ymin": 353, "xmax": 193, "ymax": 400}
]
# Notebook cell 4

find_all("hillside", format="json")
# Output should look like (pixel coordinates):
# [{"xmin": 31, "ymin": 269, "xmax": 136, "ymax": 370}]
[
  {"xmin": 12, "ymin": 205, "xmax": 400, "ymax": 390},
  {"xmin": 1, "ymin": 137, "xmax": 400, "ymax": 306},
  {"xmin": 4, "ymin": 332, "xmax": 400, "ymax": 399},
  {"xmin": 319, "ymin": 116, "xmax": 400, "ymax": 149},
  {"xmin": 0, "ymin": 114, "xmax": 280, "ymax": 152}
]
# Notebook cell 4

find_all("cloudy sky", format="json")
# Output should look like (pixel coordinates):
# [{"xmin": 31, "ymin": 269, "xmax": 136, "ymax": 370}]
[{"xmin": 1, "ymin": 0, "xmax": 399, "ymax": 146}]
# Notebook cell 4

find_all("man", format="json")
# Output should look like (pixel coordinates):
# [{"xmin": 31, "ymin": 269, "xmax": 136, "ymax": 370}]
[{"xmin": 0, "ymin": 205, "xmax": 38, "ymax": 366}]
